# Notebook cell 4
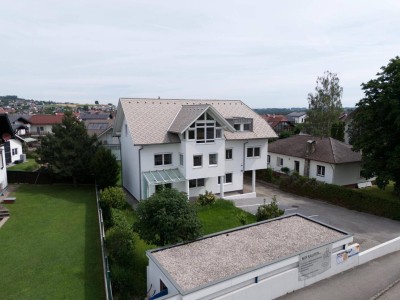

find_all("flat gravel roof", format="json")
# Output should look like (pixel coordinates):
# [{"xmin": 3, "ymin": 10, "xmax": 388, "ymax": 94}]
[{"xmin": 151, "ymin": 215, "xmax": 347, "ymax": 292}]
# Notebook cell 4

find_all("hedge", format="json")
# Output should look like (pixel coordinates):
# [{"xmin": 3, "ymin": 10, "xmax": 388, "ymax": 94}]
[{"xmin": 279, "ymin": 173, "xmax": 400, "ymax": 221}]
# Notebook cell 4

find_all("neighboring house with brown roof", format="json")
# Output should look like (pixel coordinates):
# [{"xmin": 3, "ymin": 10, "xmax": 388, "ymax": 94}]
[
  {"xmin": 113, "ymin": 98, "xmax": 277, "ymax": 200},
  {"xmin": 261, "ymin": 114, "xmax": 295, "ymax": 134},
  {"xmin": 268, "ymin": 135, "xmax": 371, "ymax": 186},
  {"xmin": 85, "ymin": 119, "xmax": 120, "ymax": 160},
  {"xmin": 29, "ymin": 115, "xmax": 64, "ymax": 136}
]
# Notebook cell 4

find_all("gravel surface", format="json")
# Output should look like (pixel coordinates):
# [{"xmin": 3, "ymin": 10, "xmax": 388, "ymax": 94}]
[{"xmin": 152, "ymin": 216, "xmax": 346, "ymax": 292}]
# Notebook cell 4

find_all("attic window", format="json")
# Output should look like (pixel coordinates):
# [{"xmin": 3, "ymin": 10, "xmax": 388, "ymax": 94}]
[{"xmin": 227, "ymin": 118, "xmax": 253, "ymax": 132}]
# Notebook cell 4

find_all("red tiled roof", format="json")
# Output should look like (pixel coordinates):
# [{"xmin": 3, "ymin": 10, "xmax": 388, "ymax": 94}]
[
  {"xmin": 29, "ymin": 115, "xmax": 64, "ymax": 125},
  {"xmin": 261, "ymin": 114, "xmax": 289, "ymax": 128}
]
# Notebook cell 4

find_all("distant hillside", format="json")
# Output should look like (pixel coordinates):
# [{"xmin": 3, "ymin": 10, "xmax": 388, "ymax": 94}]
[{"xmin": 254, "ymin": 108, "xmax": 308, "ymax": 115}]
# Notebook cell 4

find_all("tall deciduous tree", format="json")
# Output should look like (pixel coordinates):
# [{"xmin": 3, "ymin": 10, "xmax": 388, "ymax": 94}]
[
  {"xmin": 37, "ymin": 110, "xmax": 99, "ymax": 184},
  {"xmin": 349, "ymin": 56, "xmax": 400, "ymax": 195},
  {"xmin": 135, "ymin": 188, "xmax": 202, "ymax": 246},
  {"xmin": 304, "ymin": 71, "xmax": 343, "ymax": 137}
]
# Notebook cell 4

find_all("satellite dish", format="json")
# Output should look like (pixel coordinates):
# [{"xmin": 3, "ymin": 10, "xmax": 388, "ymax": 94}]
[{"xmin": 2, "ymin": 133, "xmax": 11, "ymax": 141}]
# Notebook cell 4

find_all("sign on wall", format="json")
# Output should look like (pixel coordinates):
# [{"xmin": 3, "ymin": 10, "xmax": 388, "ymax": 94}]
[{"xmin": 298, "ymin": 244, "xmax": 332, "ymax": 280}]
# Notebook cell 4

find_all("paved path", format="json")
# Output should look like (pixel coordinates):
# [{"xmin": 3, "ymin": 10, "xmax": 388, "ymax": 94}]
[{"xmin": 236, "ymin": 180, "xmax": 400, "ymax": 250}]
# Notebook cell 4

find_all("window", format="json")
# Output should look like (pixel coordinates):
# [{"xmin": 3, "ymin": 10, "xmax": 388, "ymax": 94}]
[
  {"xmin": 225, "ymin": 149, "xmax": 233, "ymax": 160},
  {"xmin": 247, "ymin": 147, "xmax": 260, "ymax": 158},
  {"xmin": 317, "ymin": 165, "xmax": 325, "ymax": 177},
  {"xmin": 179, "ymin": 154, "xmax": 184, "ymax": 166},
  {"xmin": 267, "ymin": 155, "xmax": 271, "ymax": 164},
  {"xmin": 243, "ymin": 123, "xmax": 250, "ymax": 131},
  {"xmin": 277, "ymin": 157, "xmax": 283, "ymax": 166},
  {"xmin": 124, "ymin": 124, "xmax": 128, "ymax": 137},
  {"xmin": 189, "ymin": 178, "xmax": 205, "ymax": 188},
  {"xmin": 233, "ymin": 124, "xmax": 240, "ymax": 130},
  {"xmin": 154, "ymin": 153, "xmax": 172, "ymax": 166},
  {"xmin": 193, "ymin": 155, "xmax": 202, "ymax": 167},
  {"xmin": 0, "ymin": 150, "xmax": 3, "ymax": 169},
  {"xmin": 218, "ymin": 173, "xmax": 233, "ymax": 184},
  {"xmin": 209, "ymin": 153, "xmax": 218, "ymax": 165},
  {"xmin": 186, "ymin": 112, "xmax": 221, "ymax": 144},
  {"xmin": 12, "ymin": 148, "xmax": 18, "ymax": 155}
]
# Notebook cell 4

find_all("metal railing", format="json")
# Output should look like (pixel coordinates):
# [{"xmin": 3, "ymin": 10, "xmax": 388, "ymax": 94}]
[{"xmin": 95, "ymin": 187, "xmax": 113, "ymax": 300}]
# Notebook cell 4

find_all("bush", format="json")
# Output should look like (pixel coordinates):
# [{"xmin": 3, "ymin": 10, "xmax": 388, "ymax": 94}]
[
  {"xmin": 99, "ymin": 186, "xmax": 127, "ymax": 210},
  {"xmin": 135, "ymin": 188, "xmax": 202, "ymax": 246},
  {"xmin": 236, "ymin": 211, "xmax": 248, "ymax": 225},
  {"xmin": 256, "ymin": 196, "xmax": 284, "ymax": 221},
  {"xmin": 196, "ymin": 190, "xmax": 217, "ymax": 206},
  {"xmin": 265, "ymin": 168, "xmax": 274, "ymax": 183},
  {"xmin": 281, "ymin": 167, "xmax": 290, "ymax": 175}
]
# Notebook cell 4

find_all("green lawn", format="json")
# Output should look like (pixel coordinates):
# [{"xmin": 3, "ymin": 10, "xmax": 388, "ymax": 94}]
[
  {"xmin": 7, "ymin": 159, "xmax": 39, "ymax": 171},
  {"xmin": 357, "ymin": 182, "xmax": 399, "ymax": 202},
  {"xmin": 0, "ymin": 185, "xmax": 105, "ymax": 300},
  {"xmin": 129, "ymin": 199, "xmax": 256, "ymax": 298},
  {"xmin": 196, "ymin": 199, "xmax": 257, "ymax": 235}
]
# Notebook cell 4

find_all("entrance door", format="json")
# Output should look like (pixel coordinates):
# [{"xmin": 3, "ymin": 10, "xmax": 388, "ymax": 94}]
[{"xmin": 294, "ymin": 160, "xmax": 300, "ymax": 173}]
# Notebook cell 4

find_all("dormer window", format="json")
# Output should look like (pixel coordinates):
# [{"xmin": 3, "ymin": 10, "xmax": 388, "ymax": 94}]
[{"xmin": 227, "ymin": 118, "xmax": 253, "ymax": 132}]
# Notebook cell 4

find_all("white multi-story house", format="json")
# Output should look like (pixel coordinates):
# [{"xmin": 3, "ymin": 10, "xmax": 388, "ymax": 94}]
[
  {"xmin": 286, "ymin": 111, "xmax": 307, "ymax": 124},
  {"xmin": 113, "ymin": 98, "xmax": 277, "ymax": 200}
]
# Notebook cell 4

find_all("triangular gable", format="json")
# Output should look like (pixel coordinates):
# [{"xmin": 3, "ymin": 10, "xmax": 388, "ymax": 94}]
[{"xmin": 168, "ymin": 104, "xmax": 235, "ymax": 134}]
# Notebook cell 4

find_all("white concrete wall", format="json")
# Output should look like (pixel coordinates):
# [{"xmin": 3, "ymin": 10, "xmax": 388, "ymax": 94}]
[
  {"xmin": 268, "ymin": 152, "xmax": 305, "ymax": 175},
  {"xmin": 0, "ymin": 146, "xmax": 7, "ymax": 190},
  {"xmin": 31, "ymin": 124, "xmax": 53, "ymax": 135},
  {"xmin": 9, "ymin": 139, "xmax": 23, "ymax": 163},
  {"xmin": 309, "ymin": 161, "xmax": 334, "ymax": 184},
  {"xmin": 332, "ymin": 163, "xmax": 370, "ymax": 186},
  {"xmin": 147, "ymin": 259, "xmax": 179, "ymax": 298},
  {"xmin": 120, "ymin": 118, "xmax": 141, "ymax": 200}
]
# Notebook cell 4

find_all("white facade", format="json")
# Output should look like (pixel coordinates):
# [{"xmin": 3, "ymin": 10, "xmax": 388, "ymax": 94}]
[
  {"xmin": 30, "ymin": 124, "xmax": 53, "ymax": 135},
  {"xmin": 8, "ymin": 139, "xmax": 23, "ymax": 164},
  {"xmin": 268, "ymin": 152, "xmax": 366, "ymax": 186},
  {"xmin": 0, "ymin": 146, "xmax": 7, "ymax": 191},
  {"xmin": 98, "ymin": 128, "xmax": 121, "ymax": 160}
]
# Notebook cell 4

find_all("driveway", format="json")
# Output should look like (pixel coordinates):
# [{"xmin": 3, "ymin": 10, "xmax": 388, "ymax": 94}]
[{"xmin": 232, "ymin": 180, "xmax": 400, "ymax": 250}]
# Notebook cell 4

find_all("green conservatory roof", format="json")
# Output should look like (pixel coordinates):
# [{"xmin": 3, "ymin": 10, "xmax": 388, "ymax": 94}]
[{"xmin": 143, "ymin": 169, "xmax": 185, "ymax": 185}]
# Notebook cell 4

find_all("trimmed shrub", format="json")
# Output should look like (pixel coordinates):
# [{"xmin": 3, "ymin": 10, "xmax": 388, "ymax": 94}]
[
  {"xmin": 279, "ymin": 174, "xmax": 400, "ymax": 220},
  {"xmin": 196, "ymin": 190, "xmax": 217, "ymax": 206},
  {"xmin": 99, "ymin": 186, "xmax": 127, "ymax": 210},
  {"xmin": 256, "ymin": 196, "xmax": 284, "ymax": 221}
]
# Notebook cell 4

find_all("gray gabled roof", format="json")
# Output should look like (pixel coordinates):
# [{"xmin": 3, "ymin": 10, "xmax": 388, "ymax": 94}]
[
  {"xmin": 268, "ymin": 135, "xmax": 361, "ymax": 164},
  {"xmin": 113, "ymin": 98, "xmax": 277, "ymax": 145},
  {"xmin": 168, "ymin": 104, "xmax": 235, "ymax": 134}
]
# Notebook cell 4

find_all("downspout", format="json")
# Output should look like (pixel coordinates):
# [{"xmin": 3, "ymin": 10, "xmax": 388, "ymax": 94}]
[
  {"xmin": 118, "ymin": 136, "xmax": 123, "ymax": 187},
  {"xmin": 242, "ymin": 141, "xmax": 248, "ymax": 172},
  {"xmin": 138, "ymin": 146, "xmax": 143, "ymax": 200}
]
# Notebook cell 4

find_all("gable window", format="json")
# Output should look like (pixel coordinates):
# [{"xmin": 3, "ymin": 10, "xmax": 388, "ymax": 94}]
[
  {"xmin": 277, "ymin": 157, "xmax": 283, "ymax": 166},
  {"xmin": 247, "ymin": 147, "xmax": 260, "ymax": 158},
  {"xmin": 209, "ymin": 153, "xmax": 218, "ymax": 166},
  {"xmin": 218, "ymin": 173, "xmax": 233, "ymax": 184},
  {"xmin": 189, "ymin": 178, "xmax": 205, "ymax": 188},
  {"xmin": 317, "ymin": 165, "xmax": 325, "ymax": 177},
  {"xmin": 12, "ymin": 148, "xmax": 18, "ymax": 155},
  {"xmin": 186, "ymin": 112, "xmax": 222, "ymax": 144},
  {"xmin": 154, "ymin": 153, "xmax": 172, "ymax": 166},
  {"xmin": 193, "ymin": 155, "xmax": 202, "ymax": 167},
  {"xmin": 179, "ymin": 154, "xmax": 184, "ymax": 166},
  {"xmin": 225, "ymin": 149, "xmax": 233, "ymax": 160},
  {"xmin": 124, "ymin": 124, "xmax": 128, "ymax": 137}
]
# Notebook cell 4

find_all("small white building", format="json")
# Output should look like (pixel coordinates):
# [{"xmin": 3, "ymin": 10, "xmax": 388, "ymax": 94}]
[
  {"xmin": 146, "ymin": 214, "xmax": 358, "ymax": 300},
  {"xmin": 4, "ymin": 139, "xmax": 23, "ymax": 164},
  {"xmin": 286, "ymin": 112, "xmax": 307, "ymax": 124},
  {"xmin": 268, "ymin": 135, "xmax": 371, "ymax": 186},
  {"xmin": 113, "ymin": 98, "xmax": 277, "ymax": 200}
]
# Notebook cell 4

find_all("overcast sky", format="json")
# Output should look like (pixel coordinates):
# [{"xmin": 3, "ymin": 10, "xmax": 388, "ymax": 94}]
[{"xmin": 1, "ymin": 1, "xmax": 399, "ymax": 108}]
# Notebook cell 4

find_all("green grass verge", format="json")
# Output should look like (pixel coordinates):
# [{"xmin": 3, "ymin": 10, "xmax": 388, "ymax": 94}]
[
  {"xmin": 196, "ymin": 199, "xmax": 257, "ymax": 235},
  {"xmin": 7, "ymin": 159, "xmax": 39, "ymax": 171},
  {"xmin": 0, "ymin": 185, "xmax": 105, "ymax": 300}
]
